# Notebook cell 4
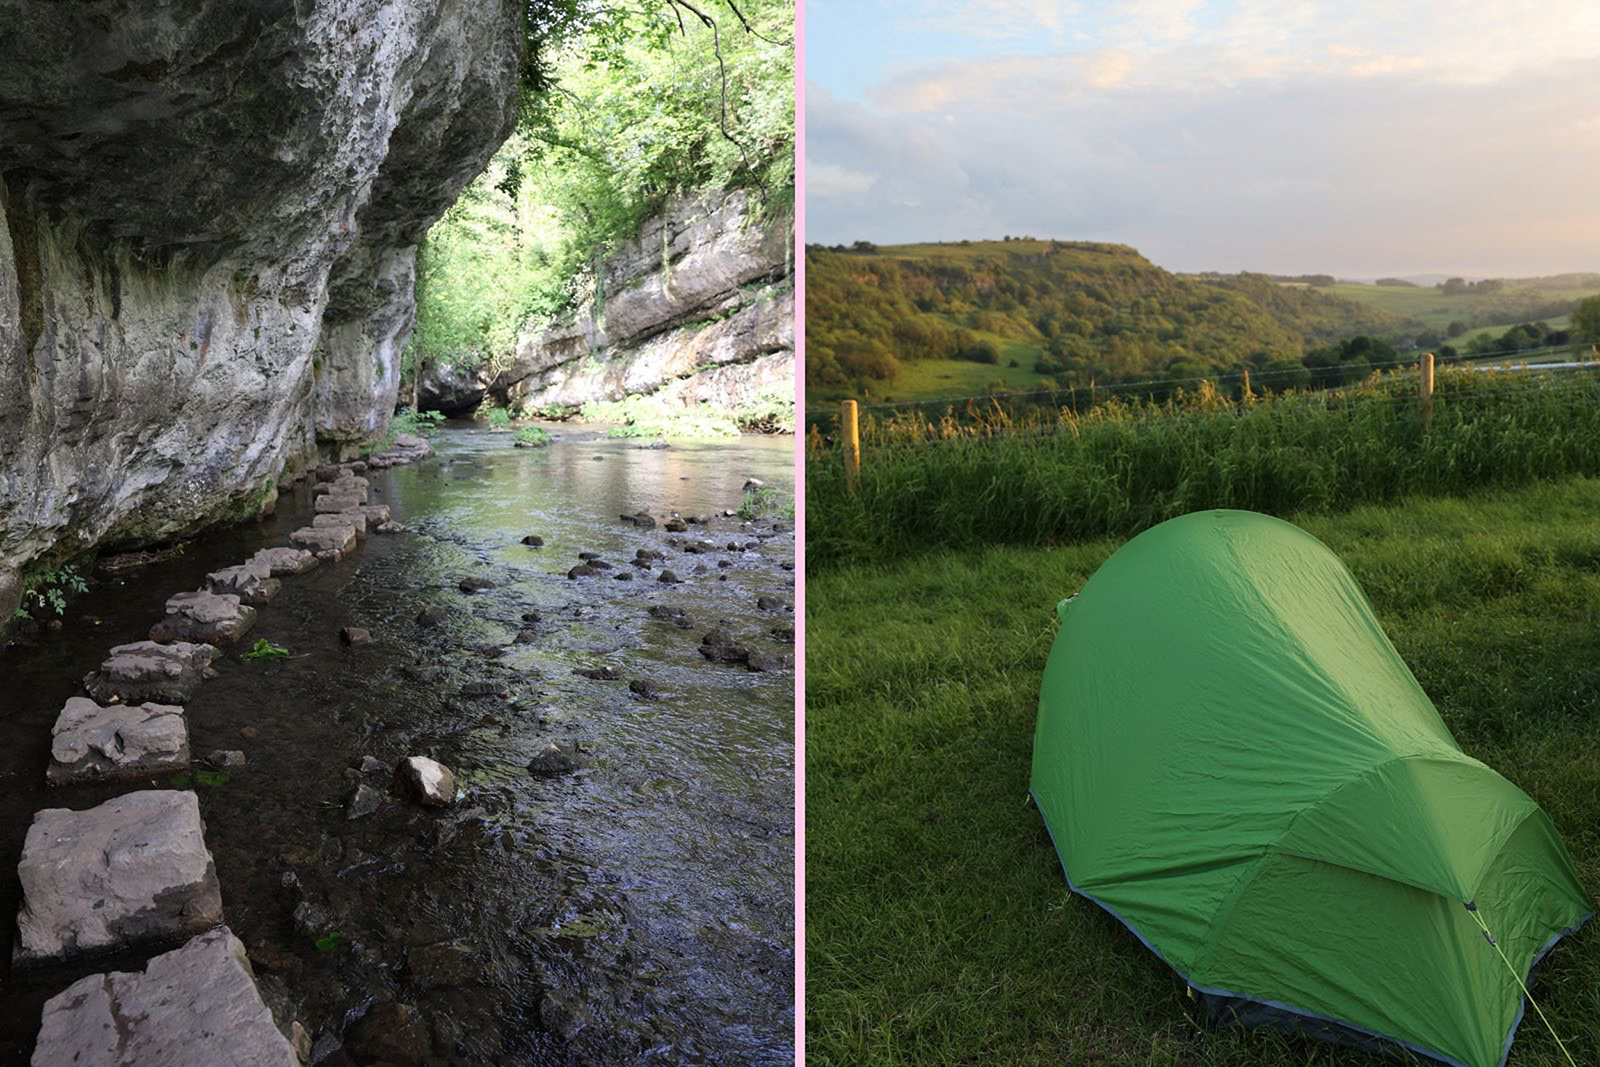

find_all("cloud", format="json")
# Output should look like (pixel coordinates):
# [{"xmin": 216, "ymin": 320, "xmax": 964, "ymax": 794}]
[{"xmin": 807, "ymin": 2, "xmax": 1600, "ymax": 274}]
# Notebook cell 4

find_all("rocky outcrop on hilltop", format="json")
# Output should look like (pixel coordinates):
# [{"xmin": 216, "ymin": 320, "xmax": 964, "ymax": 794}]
[
  {"xmin": 420, "ymin": 189, "xmax": 794, "ymax": 416},
  {"xmin": 0, "ymin": 0, "xmax": 522, "ymax": 624}
]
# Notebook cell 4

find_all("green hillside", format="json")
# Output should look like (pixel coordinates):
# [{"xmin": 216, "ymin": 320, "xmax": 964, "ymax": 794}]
[
  {"xmin": 1316, "ymin": 277, "xmax": 1595, "ymax": 335},
  {"xmin": 806, "ymin": 240, "xmax": 1423, "ymax": 404}
]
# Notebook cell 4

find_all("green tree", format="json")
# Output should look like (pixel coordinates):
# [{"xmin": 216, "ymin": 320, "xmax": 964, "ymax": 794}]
[{"xmin": 1572, "ymin": 295, "xmax": 1600, "ymax": 345}]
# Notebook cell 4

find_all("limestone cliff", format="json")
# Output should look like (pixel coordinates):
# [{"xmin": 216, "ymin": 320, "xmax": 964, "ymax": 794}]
[
  {"xmin": 421, "ymin": 189, "xmax": 795, "ymax": 419},
  {"xmin": 0, "ymin": 0, "xmax": 522, "ymax": 620}
]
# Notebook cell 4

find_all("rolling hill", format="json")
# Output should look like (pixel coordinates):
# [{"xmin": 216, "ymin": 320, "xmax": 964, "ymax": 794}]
[{"xmin": 805, "ymin": 240, "xmax": 1596, "ymax": 404}]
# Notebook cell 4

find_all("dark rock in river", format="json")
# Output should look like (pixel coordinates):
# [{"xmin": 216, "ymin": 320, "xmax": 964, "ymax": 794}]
[
  {"xmin": 657, "ymin": 569, "xmax": 683, "ymax": 584},
  {"xmin": 340, "ymin": 626, "xmax": 371, "ymax": 646},
  {"xmin": 407, "ymin": 939, "xmax": 480, "ymax": 990},
  {"xmin": 756, "ymin": 596, "xmax": 791, "ymax": 612},
  {"xmin": 521, "ymin": 610, "xmax": 543, "ymax": 623},
  {"xmin": 416, "ymin": 605, "xmax": 449, "ymax": 627},
  {"xmin": 346, "ymin": 783, "xmax": 384, "ymax": 821},
  {"xmin": 460, "ymin": 680, "xmax": 507, "ymax": 698},
  {"xmin": 347, "ymin": 1001, "xmax": 432, "ymax": 1067},
  {"xmin": 577, "ymin": 551, "xmax": 601, "ymax": 560},
  {"xmin": 458, "ymin": 577, "xmax": 495, "ymax": 593},
  {"xmin": 568, "ymin": 565, "xmax": 598, "ymax": 579},
  {"xmin": 574, "ymin": 666, "xmax": 619, "ymax": 681},
  {"xmin": 521, "ymin": 534, "xmax": 545, "ymax": 547},
  {"xmin": 700, "ymin": 626, "xmax": 751, "ymax": 664},
  {"xmin": 664, "ymin": 519, "xmax": 688, "ymax": 533},
  {"xmin": 628, "ymin": 679, "xmax": 662, "ymax": 702},
  {"xmin": 746, "ymin": 650, "xmax": 791, "ymax": 673},
  {"xmin": 208, "ymin": 749, "xmax": 246, "ymax": 769},
  {"xmin": 527, "ymin": 742, "xmax": 580, "ymax": 778},
  {"xmin": 620, "ymin": 511, "xmax": 656, "ymax": 528}
]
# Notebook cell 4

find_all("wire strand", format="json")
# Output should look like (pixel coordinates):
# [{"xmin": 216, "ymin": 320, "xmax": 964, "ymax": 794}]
[{"xmin": 1465, "ymin": 906, "xmax": 1579, "ymax": 1067}]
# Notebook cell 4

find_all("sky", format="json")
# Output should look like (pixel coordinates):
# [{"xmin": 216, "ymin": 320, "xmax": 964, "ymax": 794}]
[{"xmin": 805, "ymin": 1, "xmax": 1600, "ymax": 277}]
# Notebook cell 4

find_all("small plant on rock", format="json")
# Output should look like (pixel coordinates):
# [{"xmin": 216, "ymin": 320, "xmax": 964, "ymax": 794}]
[
  {"xmin": 514, "ymin": 425, "xmax": 552, "ymax": 447},
  {"xmin": 241, "ymin": 638, "xmax": 290, "ymax": 661}
]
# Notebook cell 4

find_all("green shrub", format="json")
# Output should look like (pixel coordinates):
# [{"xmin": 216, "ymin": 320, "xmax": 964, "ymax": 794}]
[
  {"xmin": 514, "ymin": 424, "xmax": 552, "ymax": 447},
  {"xmin": 485, "ymin": 405, "xmax": 512, "ymax": 430},
  {"xmin": 581, "ymin": 394, "xmax": 741, "ymax": 438}
]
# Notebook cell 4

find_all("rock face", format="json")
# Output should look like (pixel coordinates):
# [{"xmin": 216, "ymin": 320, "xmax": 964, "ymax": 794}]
[
  {"xmin": 0, "ymin": 0, "xmax": 522, "ymax": 635},
  {"xmin": 83, "ymin": 641, "xmax": 219, "ymax": 704},
  {"xmin": 47, "ymin": 698, "xmax": 190, "ymax": 786},
  {"xmin": 423, "ymin": 190, "xmax": 794, "ymax": 416},
  {"xmin": 32, "ymin": 927, "xmax": 298, "ymax": 1067},
  {"xmin": 14, "ymin": 790, "xmax": 223, "ymax": 967}
]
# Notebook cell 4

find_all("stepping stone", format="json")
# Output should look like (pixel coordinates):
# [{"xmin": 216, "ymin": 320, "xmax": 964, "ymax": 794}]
[
  {"xmin": 47, "ymin": 698, "xmax": 189, "ymax": 786},
  {"xmin": 33, "ymin": 926, "xmax": 298, "ymax": 1066},
  {"xmin": 83, "ymin": 641, "xmax": 219, "ymax": 704},
  {"xmin": 250, "ymin": 546, "xmax": 317, "ymax": 576},
  {"xmin": 149, "ymin": 591, "xmax": 256, "ymax": 645},
  {"xmin": 359, "ymin": 503, "xmax": 391, "ymax": 525},
  {"xmin": 314, "ymin": 475, "xmax": 368, "ymax": 497},
  {"xmin": 14, "ymin": 790, "xmax": 222, "ymax": 968},
  {"xmin": 289, "ymin": 524, "xmax": 355, "ymax": 560},
  {"xmin": 313, "ymin": 510, "xmax": 367, "ymax": 537},
  {"xmin": 204, "ymin": 562, "xmax": 281, "ymax": 606},
  {"xmin": 314, "ymin": 493, "xmax": 365, "ymax": 514}
]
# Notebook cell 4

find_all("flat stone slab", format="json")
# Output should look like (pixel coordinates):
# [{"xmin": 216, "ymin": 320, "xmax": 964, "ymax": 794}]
[
  {"xmin": 250, "ymin": 546, "xmax": 317, "ymax": 576},
  {"xmin": 289, "ymin": 524, "xmax": 355, "ymax": 560},
  {"xmin": 359, "ymin": 503, "xmax": 391, "ymax": 525},
  {"xmin": 313, "ymin": 493, "xmax": 366, "ymax": 514},
  {"xmin": 83, "ymin": 642, "xmax": 218, "ymax": 705},
  {"xmin": 32, "ymin": 926, "xmax": 297, "ymax": 1067},
  {"xmin": 204, "ymin": 562, "xmax": 281, "ymax": 606},
  {"xmin": 313, "ymin": 510, "xmax": 367, "ymax": 536},
  {"xmin": 313, "ymin": 475, "xmax": 368, "ymax": 497},
  {"xmin": 150, "ymin": 591, "xmax": 256, "ymax": 645},
  {"xmin": 48, "ymin": 698, "xmax": 189, "ymax": 787},
  {"xmin": 15, "ymin": 791, "xmax": 222, "ymax": 968}
]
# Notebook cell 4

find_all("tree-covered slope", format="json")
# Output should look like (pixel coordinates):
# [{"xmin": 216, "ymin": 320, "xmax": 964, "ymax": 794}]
[{"xmin": 805, "ymin": 240, "xmax": 1422, "ymax": 400}]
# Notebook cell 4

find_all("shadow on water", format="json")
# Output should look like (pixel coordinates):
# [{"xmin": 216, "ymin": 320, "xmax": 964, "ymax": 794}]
[{"xmin": 0, "ymin": 423, "xmax": 796, "ymax": 1065}]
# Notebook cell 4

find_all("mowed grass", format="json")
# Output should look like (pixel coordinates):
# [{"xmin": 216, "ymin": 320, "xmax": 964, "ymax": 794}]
[{"xmin": 806, "ymin": 477, "xmax": 1600, "ymax": 1066}]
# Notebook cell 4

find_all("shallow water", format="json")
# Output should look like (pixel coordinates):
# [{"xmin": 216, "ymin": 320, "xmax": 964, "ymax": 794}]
[{"xmin": 0, "ymin": 424, "xmax": 795, "ymax": 1065}]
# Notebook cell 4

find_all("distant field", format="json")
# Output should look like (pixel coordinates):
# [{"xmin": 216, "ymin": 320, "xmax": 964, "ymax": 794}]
[
  {"xmin": 1452, "ymin": 315, "xmax": 1569, "ymax": 349},
  {"xmin": 1318, "ymin": 282, "xmax": 1594, "ymax": 331}
]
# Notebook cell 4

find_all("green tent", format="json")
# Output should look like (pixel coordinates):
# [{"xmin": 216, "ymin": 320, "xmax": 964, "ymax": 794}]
[{"xmin": 1031, "ymin": 510, "xmax": 1591, "ymax": 1067}]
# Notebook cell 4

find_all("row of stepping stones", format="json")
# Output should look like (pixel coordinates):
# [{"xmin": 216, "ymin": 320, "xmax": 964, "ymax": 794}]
[{"xmin": 21, "ymin": 443, "xmax": 432, "ymax": 1066}]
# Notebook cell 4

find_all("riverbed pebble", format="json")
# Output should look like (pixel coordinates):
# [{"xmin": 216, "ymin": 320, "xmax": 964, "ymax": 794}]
[
  {"xmin": 150, "ymin": 590, "xmax": 257, "ymax": 645},
  {"xmin": 83, "ymin": 640, "xmax": 219, "ymax": 704},
  {"xmin": 340, "ymin": 626, "xmax": 371, "ymax": 646},
  {"xmin": 32, "ymin": 927, "xmax": 298, "ymax": 1067},
  {"xmin": 346, "ymin": 783, "xmax": 384, "ymax": 820},
  {"xmin": 14, "ymin": 790, "xmax": 222, "ymax": 967},
  {"xmin": 209, "ymin": 749, "xmax": 247, "ymax": 769},
  {"xmin": 47, "ymin": 697, "xmax": 190, "ymax": 786},
  {"xmin": 394, "ymin": 756, "xmax": 456, "ymax": 807}
]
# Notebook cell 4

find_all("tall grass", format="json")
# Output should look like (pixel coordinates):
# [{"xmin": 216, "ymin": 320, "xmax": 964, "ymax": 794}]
[{"xmin": 807, "ymin": 367, "xmax": 1600, "ymax": 569}]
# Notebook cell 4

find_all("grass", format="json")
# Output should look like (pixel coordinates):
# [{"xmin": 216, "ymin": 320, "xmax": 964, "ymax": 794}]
[
  {"xmin": 807, "ymin": 367, "xmax": 1600, "ymax": 570},
  {"xmin": 806, "ymin": 476, "xmax": 1600, "ymax": 1066},
  {"xmin": 513, "ymin": 424, "xmax": 552, "ymax": 447},
  {"xmin": 1326, "ymin": 283, "xmax": 1596, "ymax": 332},
  {"xmin": 579, "ymin": 393, "xmax": 742, "ymax": 438}
]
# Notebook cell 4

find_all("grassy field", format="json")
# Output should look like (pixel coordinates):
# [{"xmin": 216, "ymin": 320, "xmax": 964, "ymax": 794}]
[
  {"xmin": 807, "ymin": 367, "xmax": 1600, "ymax": 570},
  {"xmin": 1321, "ymin": 283, "xmax": 1593, "ymax": 332},
  {"xmin": 806, "ymin": 476, "xmax": 1600, "ymax": 1066}
]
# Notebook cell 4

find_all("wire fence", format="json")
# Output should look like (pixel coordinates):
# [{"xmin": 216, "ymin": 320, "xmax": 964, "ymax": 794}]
[{"xmin": 806, "ymin": 343, "xmax": 1600, "ymax": 438}]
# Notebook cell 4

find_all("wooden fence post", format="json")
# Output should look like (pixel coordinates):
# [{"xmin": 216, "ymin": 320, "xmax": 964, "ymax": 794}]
[
  {"xmin": 1420, "ymin": 351, "xmax": 1434, "ymax": 428},
  {"xmin": 1241, "ymin": 368, "xmax": 1252, "ymax": 403},
  {"xmin": 842, "ymin": 399, "xmax": 861, "ymax": 489}
]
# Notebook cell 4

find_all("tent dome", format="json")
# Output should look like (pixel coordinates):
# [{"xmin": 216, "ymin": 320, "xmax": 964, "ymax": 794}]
[{"xmin": 1031, "ymin": 509, "xmax": 1590, "ymax": 1067}]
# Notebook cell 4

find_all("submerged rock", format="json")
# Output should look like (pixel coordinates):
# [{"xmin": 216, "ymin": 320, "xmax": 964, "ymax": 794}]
[
  {"xmin": 150, "ymin": 590, "xmax": 257, "ymax": 645},
  {"xmin": 208, "ymin": 749, "xmax": 247, "ymax": 769},
  {"xmin": 527, "ymin": 742, "xmax": 580, "ymax": 778},
  {"xmin": 458, "ymin": 577, "xmax": 495, "ymax": 593},
  {"xmin": 376, "ymin": 520, "xmax": 408, "ymax": 534},
  {"xmin": 620, "ymin": 512, "xmax": 656, "ymax": 529},
  {"xmin": 574, "ymin": 666, "xmax": 620, "ymax": 680},
  {"xmin": 664, "ymin": 519, "xmax": 688, "ymax": 533},
  {"xmin": 406, "ymin": 939, "xmax": 480, "ymax": 990},
  {"xmin": 568, "ymin": 565, "xmax": 598, "ymax": 580},
  {"xmin": 14, "ymin": 791, "xmax": 222, "ymax": 967},
  {"xmin": 84, "ymin": 641, "xmax": 219, "ymax": 704},
  {"xmin": 47, "ymin": 698, "xmax": 189, "ymax": 786},
  {"xmin": 346, "ymin": 1001, "xmax": 432, "ymax": 1066},
  {"xmin": 415, "ymin": 604, "xmax": 448, "ymax": 627},
  {"xmin": 346, "ymin": 783, "xmax": 384, "ymax": 820},
  {"xmin": 521, "ymin": 534, "xmax": 546, "ymax": 546},
  {"xmin": 657, "ymin": 569, "xmax": 683, "ymax": 584},
  {"xmin": 32, "ymin": 927, "xmax": 298, "ymax": 1067},
  {"xmin": 628, "ymin": 679, "xmax": 662, "ymax": 702},
  {"xmin": 700, "ymin": 626, "xmax": 751, "ymax": 664},
  {"xmin": 339, "ymin": 627, "xmax": 371, "ymax": 646},
  {"xmin": 394, "ymin": 756, "xmax": 456, "ymax": 807},
  {"xmin": 756, "ymin": 595, "xmax": 791, "ymax": 612}
]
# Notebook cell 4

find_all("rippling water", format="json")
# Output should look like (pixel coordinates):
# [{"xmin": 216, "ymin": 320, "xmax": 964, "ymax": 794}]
[{"xmin": 0, "ymin": 424, "xmax": 795, "ymax": 1065}]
